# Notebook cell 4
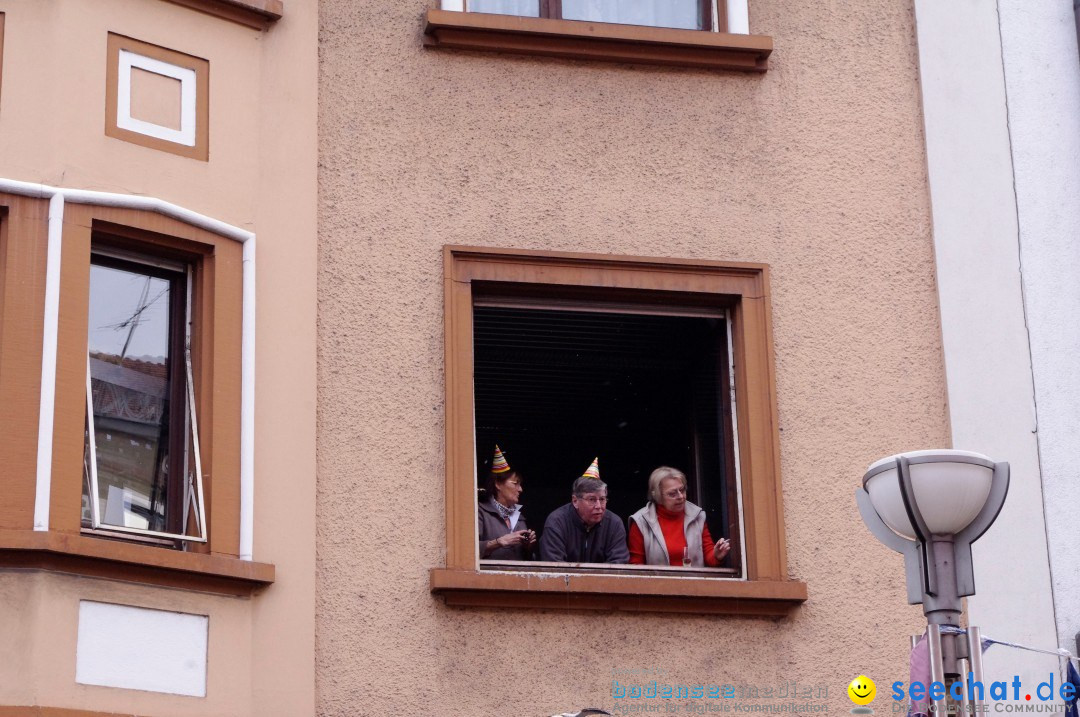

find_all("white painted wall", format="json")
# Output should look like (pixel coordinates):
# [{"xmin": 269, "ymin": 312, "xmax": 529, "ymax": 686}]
[
  {"xmin": 76, "ymin": 601, "xmax": 208, "ymax": 697},
  {"xmin": 997, "ymin": 0, "xmax": 1080, "ymax": 656},
  {"xmin": 912, "ymin": 0, "xmax": 1059, "ymax": 691}
]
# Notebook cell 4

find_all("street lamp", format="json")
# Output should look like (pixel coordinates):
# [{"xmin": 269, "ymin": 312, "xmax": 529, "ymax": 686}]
[{"xmin": 856, "ymin": 450, "xmax": 1010, "ymax": 714}]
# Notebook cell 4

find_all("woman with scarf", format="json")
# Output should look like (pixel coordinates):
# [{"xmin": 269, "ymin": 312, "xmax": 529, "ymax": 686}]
[
  {"xmin": 478, "ymin": 445, "xmax": 537, "ymax": 560},
  {"xmin": 628, "ymin": 465, "xmax": 730, "ymax": 567}
]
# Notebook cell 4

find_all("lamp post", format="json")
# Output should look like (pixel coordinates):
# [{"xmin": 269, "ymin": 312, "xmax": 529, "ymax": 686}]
[{"xmin": 856, "ymin": 450, "xmax": 1009, "ymax": 715}]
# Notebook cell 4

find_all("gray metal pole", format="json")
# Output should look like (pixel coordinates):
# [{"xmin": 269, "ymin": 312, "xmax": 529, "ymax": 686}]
[
  {"xmin": 967, "ymin": 626, "xmax": 986, "ymax": 712},
  {"xmin": 928, "ymin": 625, "xmax": 948, "ymax": 716}
]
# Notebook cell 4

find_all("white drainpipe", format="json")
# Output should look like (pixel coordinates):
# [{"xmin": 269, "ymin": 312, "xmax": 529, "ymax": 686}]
[{"xmin": 0, "ymin": 178, "xmax": 256, "ymax": 561}]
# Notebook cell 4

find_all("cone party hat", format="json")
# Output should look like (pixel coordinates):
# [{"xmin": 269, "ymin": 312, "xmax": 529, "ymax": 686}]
[
  {"xmin": 491, "ymin": 445, "xmax": 511, "ymax": 474},
  {"xmin": 581, "ymin": 457, "xmax": 600, "ymax": 480}
]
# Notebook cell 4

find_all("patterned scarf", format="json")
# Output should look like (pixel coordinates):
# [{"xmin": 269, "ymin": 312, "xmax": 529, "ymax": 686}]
[{"xmin": 493, "ymin": 500, "xmax": 517, "ymax": 525}]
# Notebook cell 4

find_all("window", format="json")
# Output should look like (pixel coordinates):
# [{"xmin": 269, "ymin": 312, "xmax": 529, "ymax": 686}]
[
  {"xmin": 473, "ymin": 302, "xmax": 741, "ymax": 575},
  {"xmin": 424, "ymin": 1, "xmax": 771, "ymax": 73},
  {"xmin": 0, "ymin": 187, "xmax": 271, "ymax": 594},
  {"xmin": 466, "ymin": 0, "xmax": 715, "ymax": 32},
  {"xmin": 82, "ymin": 249, "xmax": 206, "ymax": 544},
  {"xmin": 432, "ymin": 247, "xmax": 806, "ymax": 615}
]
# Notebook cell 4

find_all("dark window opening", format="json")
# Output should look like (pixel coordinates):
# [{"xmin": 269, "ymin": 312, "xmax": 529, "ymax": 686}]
[{"xmin": 473, "ymin": 300, "xmax": 741, "ymax": 573}]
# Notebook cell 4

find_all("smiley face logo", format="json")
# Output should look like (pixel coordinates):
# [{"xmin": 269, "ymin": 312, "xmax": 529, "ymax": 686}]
[{"xmin": 847, "ymin": 675, "xmax": 876, "ymax": 706}]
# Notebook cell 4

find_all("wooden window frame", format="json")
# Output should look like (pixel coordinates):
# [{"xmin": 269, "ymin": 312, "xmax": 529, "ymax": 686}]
[
  {"xmin": 433, "ymin": 246, "xmax": 806, "ymax": 616},
  {"xmin": 422, "ymin": 8, "xmax": 772, "ymax": 73},
  {"xmin": 0, "ymin": 193, "xmax": 271, "ymax": 596}
]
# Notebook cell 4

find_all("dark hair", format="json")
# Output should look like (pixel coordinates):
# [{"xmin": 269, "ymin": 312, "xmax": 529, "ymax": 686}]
[{"xmin": 479, "ymin": 470, "xmax": 521, "ymax": 502}]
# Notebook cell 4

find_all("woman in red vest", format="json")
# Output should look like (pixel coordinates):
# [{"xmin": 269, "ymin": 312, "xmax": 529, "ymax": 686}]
[{"xmin": 628, "ymin": 466, "xmax": 730, "ymax": 567}]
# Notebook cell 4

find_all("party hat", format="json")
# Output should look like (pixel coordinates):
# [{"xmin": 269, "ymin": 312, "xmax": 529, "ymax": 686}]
[
  {"xmin": 581, "ymin": 457, "xmax": 600, "ymax": 480},
  {"xmin": 491, "ymin": 445, "xmax": 511, "ymax": 474}
]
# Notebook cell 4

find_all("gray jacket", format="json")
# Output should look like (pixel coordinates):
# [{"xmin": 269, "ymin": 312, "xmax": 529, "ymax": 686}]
[
  {"xmin": 477, "ymin": 497, "xmax": 532, "ymax": 560},
  {"xmin": 539, "ymin": 503, "xmax": 629, "ymax": 564}
]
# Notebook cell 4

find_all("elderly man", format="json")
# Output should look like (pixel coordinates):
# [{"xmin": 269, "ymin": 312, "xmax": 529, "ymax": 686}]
[{"xmin": 539, "ymin": 458, "xmax": 629, "ymax": 564}]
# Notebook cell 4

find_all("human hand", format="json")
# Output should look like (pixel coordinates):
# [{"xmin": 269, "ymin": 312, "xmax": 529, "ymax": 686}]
[
  {"xmin": 497, "ymin": 530, "xmax": 530, "ymax": 548},
  {"xmin": 714, "ymin": 538, "xmax": 731, "ymax": 562}
]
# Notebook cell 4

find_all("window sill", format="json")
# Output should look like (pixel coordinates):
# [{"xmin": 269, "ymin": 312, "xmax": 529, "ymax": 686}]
[
  {"xmin": 422, "ymin": 9, "xmax": 772, "ymax": 72},
  {"xmin": 430, "ymin": 568, "xmax": 806, "ymax": 616},
  {"xmin": 162, "ymin": 0, "xmax": 283, "ymax": 30},
  {"xmin": 0, "ymin": 530, "xmax": 274, "ymax": 597}
]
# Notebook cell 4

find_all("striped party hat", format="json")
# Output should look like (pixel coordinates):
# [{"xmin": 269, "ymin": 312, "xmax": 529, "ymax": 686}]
[
  {"xmin": 491, "ymin": 445, "xmax": 511, "ymax": 474},
  {"xmin": 581, "ymin": 457, "xmax": 600, "ymax": 480}
]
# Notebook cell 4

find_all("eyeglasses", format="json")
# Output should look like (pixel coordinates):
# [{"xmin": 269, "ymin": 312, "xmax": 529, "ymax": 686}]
[
  {"xmin": 663, "ymin": 487, "xmax": 687, "ymax": 499},
  {"xmin": 577, "ymin": 494, "xmax": 608, "ymax": 506}
]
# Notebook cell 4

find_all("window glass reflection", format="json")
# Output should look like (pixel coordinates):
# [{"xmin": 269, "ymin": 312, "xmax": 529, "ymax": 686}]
[
  {"xmin": 562, "ymin": 0, "xmax": 702, "ymax": 30},
  {"xmin": 468, "ymin": 0, "xmax": 540, "ymax": 17},
  {"xmin": 83, "ymin": 262, "xmax": 175, "ymax": 533}
]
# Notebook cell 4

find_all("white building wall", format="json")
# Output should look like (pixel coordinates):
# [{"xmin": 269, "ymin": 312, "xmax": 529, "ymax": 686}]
[
  {"xmin": 912, "ymin": 0, "xmax": 1059, "ymax": 689},
  {"xmin": 997, "ymin": 0, "xmax": 1080, "ymax": 656}
]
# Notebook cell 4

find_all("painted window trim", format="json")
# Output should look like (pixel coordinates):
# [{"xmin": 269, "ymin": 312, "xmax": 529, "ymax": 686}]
[
  {"xmin": 116, "ymin": 50, "xmax": 198, "ymax": 147},
  {"xmin": 0, "ymin": 178, "xmax": 257, "ymax": 563},
  {"xmin": 440, "ymin": 0, "xmax": 750, "ymax": 33},
  {"xmin": 105, "ymin": 34, "xmax": 210, "ymax": 162},
  {"xmin": 436, "ymin": 246, "xmax": 806, "ymax": 616}
]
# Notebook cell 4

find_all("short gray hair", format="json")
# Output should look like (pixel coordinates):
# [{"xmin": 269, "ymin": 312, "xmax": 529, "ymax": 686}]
[
  {"xmin": 572, "ymin": 476, "xmax": 607, "ymax": 497},
  {"xmin": 647, "ymin": 466, "xmax": 686, "ymax": 504}
]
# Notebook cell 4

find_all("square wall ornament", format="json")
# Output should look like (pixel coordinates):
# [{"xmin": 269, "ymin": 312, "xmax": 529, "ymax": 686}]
[{"xmin": 105, "ymin": 33, "xmax": 209, "ymax": 161}]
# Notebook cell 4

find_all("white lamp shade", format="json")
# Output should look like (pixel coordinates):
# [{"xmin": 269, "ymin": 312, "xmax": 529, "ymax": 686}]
[{"xmin": 863, "ymin": 449, "xmax": 995, "ymax": 539}]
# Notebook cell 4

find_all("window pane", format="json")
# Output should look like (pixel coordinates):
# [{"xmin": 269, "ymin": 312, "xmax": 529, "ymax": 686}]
[
  {"xmin": 467, "ymin": 0, "xmax": 540, "ymax": 17},
  {"xmin": 562, "ymin": 0, "xmax": 703, "ymax": 30},
  {"xmin": 473, "ymin": 306, "xmax": 734, "ymax": 568},
  {"xmin": 84, "ymin": 263, "xmax": 175, "ymax": 532}
]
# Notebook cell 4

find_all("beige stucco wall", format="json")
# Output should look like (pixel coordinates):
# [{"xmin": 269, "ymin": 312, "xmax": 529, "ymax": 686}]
[
  {"xmin": 0, "ymin": 0, "xmax": 318, "ymax": 714},
  {"xmin": 317, "ymin": 0, "xmax": 949, "ymax": 714}
]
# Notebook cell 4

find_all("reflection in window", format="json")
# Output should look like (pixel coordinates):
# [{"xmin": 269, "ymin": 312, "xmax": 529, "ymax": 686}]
[
  {"xmin": 468, "ymin": 0, "xmax": 539, "ymax": 17},
  {"xmin": 562, "ymin": 0, "xmax": 702, "ymax": 30},
  {"xmin": 82, "ymin": 251, "xmax": 205, "ymax": 542},
  {"xmin": 465, "ymin": 0, "xmax": 709, "ymax": 31}
]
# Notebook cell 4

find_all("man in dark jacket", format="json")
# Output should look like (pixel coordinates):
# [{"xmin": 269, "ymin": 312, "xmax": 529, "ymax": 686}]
[{"xmin": 539, "ymin": 458, "xmax": 629, "ymax": 564}]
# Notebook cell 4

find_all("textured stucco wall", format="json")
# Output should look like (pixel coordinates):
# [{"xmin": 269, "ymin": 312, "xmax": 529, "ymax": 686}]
[
  {"xmin": 317, "ymin": 1, "xmax": 949, "ymax": 713},
  {"xmin": 997, "ymin": 0, "xmax": 1080, "ymax": 656},
  {"xmin": 912, "ymin": 0, "xmax": 1060, "ymax": 693}
]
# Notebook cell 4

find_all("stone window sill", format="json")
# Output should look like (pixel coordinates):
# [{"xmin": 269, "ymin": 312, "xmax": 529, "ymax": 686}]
[
  {"xmin": 422, "ymin": 9, "xmax": 772, "ymax": 72},
  {"xmin": 163, "ymin": 0, "xmax": 283, "ymax": 30},
  {"xmin": 430, "ymin": 568, "xmax": 806, "ymax": 616},
  {"xmin": 0, "ymin": 530, "xmax": 274, "ymax": 596}
]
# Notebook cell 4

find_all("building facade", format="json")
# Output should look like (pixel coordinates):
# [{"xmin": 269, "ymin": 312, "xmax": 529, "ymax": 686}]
[{"xmin": 2, "ymin": 0, "xmax": 1076, "ymax": 715}]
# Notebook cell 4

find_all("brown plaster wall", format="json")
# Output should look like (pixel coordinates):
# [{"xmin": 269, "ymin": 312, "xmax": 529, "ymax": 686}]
[{"xmin": 316, "ymin": 0, "xmax": 948, "ymax": 714}]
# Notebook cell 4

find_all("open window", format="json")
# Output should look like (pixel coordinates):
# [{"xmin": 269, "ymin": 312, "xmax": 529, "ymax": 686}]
[
  {"xmin": 82, "ymin": 248, "xmax": 206, "ymax": 544},
  {"xmin": 473, "ymin": 294, "xmax": 742, "ymax": 575},
  {"xmin": 0, "ymin": 189, "xmax": 271, "ymax": 594},
  {"xmin": 433, "ymin": 247, "xmax": 806, "ymax": 615}
]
